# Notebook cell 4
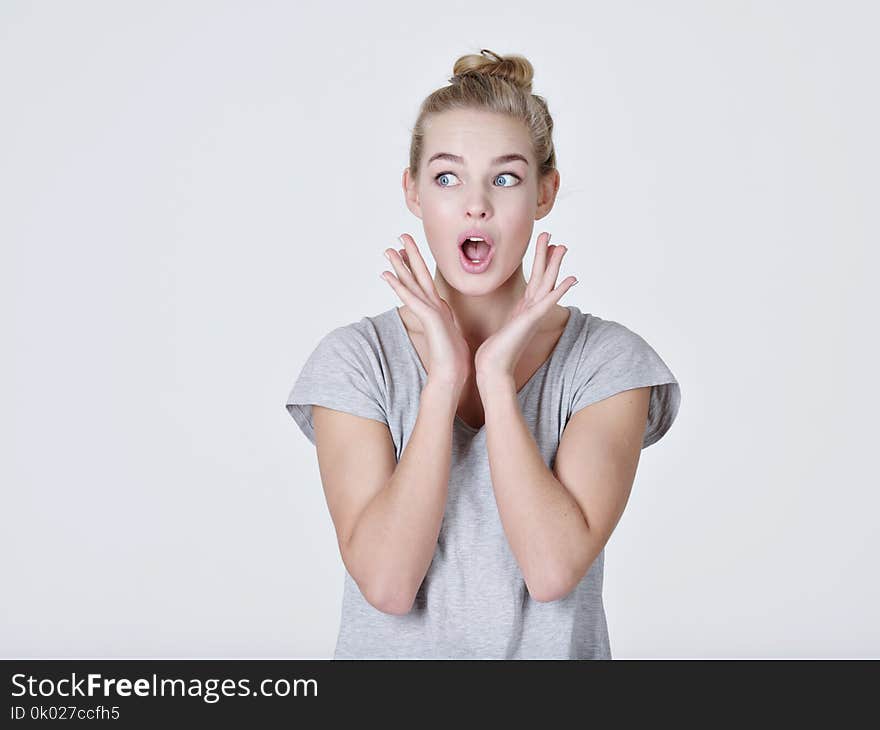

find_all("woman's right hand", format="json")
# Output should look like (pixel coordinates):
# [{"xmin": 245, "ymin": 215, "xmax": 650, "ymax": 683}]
[{"xmin": 381, "ymin": 234, "xmax": 471, "ymax": 390}]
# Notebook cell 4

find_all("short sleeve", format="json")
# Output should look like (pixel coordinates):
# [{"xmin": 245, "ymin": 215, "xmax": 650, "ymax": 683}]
[
  {"xmin": 284, "ymin": 325, "xmax": 388, "ymax": 446},
  {"xmin": 569, "ymin": 319, "xmax": 681, "ymax": 449}
]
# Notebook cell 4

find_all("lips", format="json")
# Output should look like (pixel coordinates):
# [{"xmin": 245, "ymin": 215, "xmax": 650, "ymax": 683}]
[
  {"xmin": 457, "ymin": 229, "xmax": 496, "ymax": 269},
  {"xmin": 457, "ymin": 228, "xmax": 496, "ymax": 251},
  {"xmin": 458, "ymin": 243, "xmax": 494, "ymax": 274}
]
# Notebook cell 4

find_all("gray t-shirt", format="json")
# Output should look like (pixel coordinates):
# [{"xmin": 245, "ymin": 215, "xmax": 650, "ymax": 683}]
[{"xmin": 285, "ymin": 304, "xmax": 681, "ymax": 659}]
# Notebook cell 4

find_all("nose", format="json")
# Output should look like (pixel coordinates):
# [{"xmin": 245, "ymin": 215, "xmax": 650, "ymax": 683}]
[{"xmin": 464, "ymin": 192, "xmax": 492, "ymax": 219}]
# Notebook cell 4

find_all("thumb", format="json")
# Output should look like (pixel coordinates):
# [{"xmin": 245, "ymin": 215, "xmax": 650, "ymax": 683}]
[{"xmin": 441, "ymin": 298, "xmax": 455, "ymax": 323}]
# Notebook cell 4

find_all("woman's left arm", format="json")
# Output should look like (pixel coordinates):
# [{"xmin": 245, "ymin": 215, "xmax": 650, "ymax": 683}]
[
  {"xmin": 474, "ymin": 231, "xmax": 648, "ymax": 601},
  {"xmin": 480, "ymin": 377, "xmax": 650, "ymax": 602}
]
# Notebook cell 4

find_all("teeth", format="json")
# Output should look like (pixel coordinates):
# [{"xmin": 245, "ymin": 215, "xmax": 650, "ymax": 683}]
[{"xmin": 462, "ymin": 235, "xmax": 487, "ymax": 265}]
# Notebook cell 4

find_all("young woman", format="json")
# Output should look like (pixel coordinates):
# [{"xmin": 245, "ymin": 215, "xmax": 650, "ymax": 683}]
[{"xmin": 285, "ymin": 49, "xmax": 681, "ymax": 659}]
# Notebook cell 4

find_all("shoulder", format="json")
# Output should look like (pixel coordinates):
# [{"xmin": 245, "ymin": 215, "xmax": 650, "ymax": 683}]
[
  {"xmin": 285, "ymin": 313, "xmax": 393, "ymax": 446},
  {"xmin": 314, "ymin": 309, "xmax": 395, "ymax": 355},
  {"xmin": 294, "ymin": 311, "xmax": 399, "ymax": 392},
  {"xmin": 575, "ymin": 313, "xmax": 662, "ymax": 367},
  {"xmin": 567, "ymin": 311, "xmax": 681, "ymax": 448},
  {"xmin": 583, "ymin": 312, "xmax": 639, "ymax": 345}
]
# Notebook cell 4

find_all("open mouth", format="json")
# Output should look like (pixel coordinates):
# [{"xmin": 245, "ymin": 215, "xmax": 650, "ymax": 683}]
[
  {"xmin": 458, "ymin": 237, "xmax": 495, "ymax": 274},
  {"xmin": 459, "ymin": 237, "xmax": 493, "ymax": 264}
]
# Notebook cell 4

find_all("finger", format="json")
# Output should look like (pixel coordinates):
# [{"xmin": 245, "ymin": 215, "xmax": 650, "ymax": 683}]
[
  {"xmin": 380, "ymin": 269, "xmax": 434, "ymax": 322},
  {"xmin": 527, "ymin": 232, "xmax": 551, "ymax": 296},
  {"xmin": 540, "ymin": 275, "xmax": 578, "ymax": 307},
  {"xmin": 530, "ymin": 243, "xmax": 556, "ymax": 297},
  {"xmin": 398, "ymin": 249, "xmax": 423, "ymax": 289},
  {"xmin": 539, "ymin": 243, "xmax": 568, "ymax": 294},
  {"xmin": 399, "ymin": 234, "xmax": 442, "ymax": 305},
  {"xmin": 385, "ymin": 247, "xmax": 431, "ymax": 306}
]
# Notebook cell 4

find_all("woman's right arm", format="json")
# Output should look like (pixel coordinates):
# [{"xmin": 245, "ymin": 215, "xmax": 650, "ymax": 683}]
[
  {"xmin": 314, "ymin": 375, "xmax": 462, "ymax": 615},
  {"xmin": 314, "ymin": 233, "xmax": 471, "ymax": 615}
]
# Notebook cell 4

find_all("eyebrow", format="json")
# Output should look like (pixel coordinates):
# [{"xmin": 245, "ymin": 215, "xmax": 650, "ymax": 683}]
[{"xmin": 427, "ymin": 152, "xmax": 530, "ymax": 166}]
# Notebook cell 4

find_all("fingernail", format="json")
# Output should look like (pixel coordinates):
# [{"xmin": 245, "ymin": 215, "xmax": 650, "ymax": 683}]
[
  {"xmin": 572, "ymin": 279, "xmax": 579, "ymax": 286},
  {"xmin": 384, "ymin": 251, "xmax": 391, "ymax": 260},
  {"xmin": 547, "ymin": 233, "xmax": 552, "ymax": 243},
  {"xmin": 398, "ymin": 235, "xmax": 405, "ymax": 246}
]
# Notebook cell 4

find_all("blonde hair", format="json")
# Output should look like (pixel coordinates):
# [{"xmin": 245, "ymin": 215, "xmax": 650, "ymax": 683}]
[{"xmin": 408, "ymin": 48, "xmax": 557, "ymax": 181}]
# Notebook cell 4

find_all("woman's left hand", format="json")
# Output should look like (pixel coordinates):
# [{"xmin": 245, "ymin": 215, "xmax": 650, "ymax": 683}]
[{"xmin": 474, "ymin": 232, "xmax": 578, "ymax": 390}]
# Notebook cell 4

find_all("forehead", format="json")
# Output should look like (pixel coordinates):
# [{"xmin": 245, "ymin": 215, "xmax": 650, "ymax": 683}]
[{"xmin": 423, "ymin": 109, "xmax": 531, "ymax": 161}]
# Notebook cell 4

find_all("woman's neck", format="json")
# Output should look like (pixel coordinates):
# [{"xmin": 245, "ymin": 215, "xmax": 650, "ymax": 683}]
[{"xmin": 432, "ymin": 265, "xmax": 529, "ymax": 345}]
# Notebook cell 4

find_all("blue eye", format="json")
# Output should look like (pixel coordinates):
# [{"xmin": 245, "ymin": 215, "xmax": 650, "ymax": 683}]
[
  {"xmin": 494, "ymin": 173, "xmax": 520, "ymax": 187},
  {"xmin": 435, "ymin": 172, "xmax": 459, "ymax": 187},
  {"xmin": 433, "ymin": 171, "xmax": 522, "ymax": 188}
]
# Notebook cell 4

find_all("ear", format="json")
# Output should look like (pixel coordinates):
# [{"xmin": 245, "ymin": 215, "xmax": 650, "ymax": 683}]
[
  {"xmin": 535, "ymin": 169, "xmax": 560, "ymax": 221},
  {"xmin": 402, "ymin": 168, "xmax": 424, "ymax": 220}
]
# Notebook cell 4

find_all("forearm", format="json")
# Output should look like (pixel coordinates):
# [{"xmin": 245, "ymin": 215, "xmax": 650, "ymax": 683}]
[
  {"xmin": 479, "ymin": 375, "xmax": 590, "ymax": 602},
  {"xmin": 346, "ymin": 378, "xmax": 459, "ymax": 614}
]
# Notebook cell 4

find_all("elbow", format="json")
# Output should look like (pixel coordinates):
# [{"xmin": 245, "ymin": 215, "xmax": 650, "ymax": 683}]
[
  {"xmin": 366, "ymin": 585, "xmax": 415, "ymax": 615},
  {"xmin": 358, "ymin": 573, "xmax": 416, "ymax": 615},
  {"xmin": 374, "ymin": 597, "xmax": 414, "ymax": 616},
  {"xmin": 342, "ymin": 544, "xmax": 416, "ymax": 615},
  {"xmin": 530, "ymin": 537, "xmax": 598, "ymax": 602},
  {"xmin": 354, "ymin": 577, "xmax": 413, "ymax": 615},
  {"xmin": 528, "ymin": 584, "xmax": 570, "ymax": 604},
  {"xmin": 527, "ymin": 568, "xmax": 578, "ymax": 604}
]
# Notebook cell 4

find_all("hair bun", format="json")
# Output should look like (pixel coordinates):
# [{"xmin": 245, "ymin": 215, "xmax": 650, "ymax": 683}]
[{"xmin": 450, "ymin": 48, "xmax": 534, "ymax": 92}]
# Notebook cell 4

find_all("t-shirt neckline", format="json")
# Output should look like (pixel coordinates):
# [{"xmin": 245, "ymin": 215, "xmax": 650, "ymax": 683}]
[{"xmin": 390, "ymin": 304, "xmax": 578, "ymax": 434}]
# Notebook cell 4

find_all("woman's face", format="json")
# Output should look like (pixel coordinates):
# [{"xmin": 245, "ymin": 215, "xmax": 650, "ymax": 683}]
[{"xmin": 405, "ymin": 108, "xmax": 549, "ymax": 295}]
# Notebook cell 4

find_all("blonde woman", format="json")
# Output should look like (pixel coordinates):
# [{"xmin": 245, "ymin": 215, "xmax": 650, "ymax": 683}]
[{"xmin": 286, "ymin": 49, "xmax": 681, "ymax": 659}]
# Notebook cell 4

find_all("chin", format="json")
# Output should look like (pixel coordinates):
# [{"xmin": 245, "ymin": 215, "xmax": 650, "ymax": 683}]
[{"xmin": 451, "ymin": 268, "xmax": 509, "ymax": 295}]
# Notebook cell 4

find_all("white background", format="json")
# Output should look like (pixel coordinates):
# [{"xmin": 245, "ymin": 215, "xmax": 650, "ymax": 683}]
[{"xmin": 3, "ymin": 0, "xmax": 877, "ymax": 658}]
